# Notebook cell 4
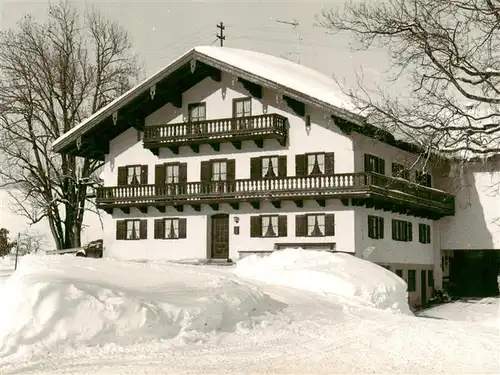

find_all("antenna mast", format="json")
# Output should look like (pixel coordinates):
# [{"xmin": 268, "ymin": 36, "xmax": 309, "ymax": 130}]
[{"xmin": 276, "ymin": 19, "xmax": 301, "ymax": 64}]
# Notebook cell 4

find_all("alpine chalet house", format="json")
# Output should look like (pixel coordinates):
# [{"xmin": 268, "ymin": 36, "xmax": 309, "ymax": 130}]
[{"xmin": 52, "ymin": 46, "xmax": 457, "ymax": 308}]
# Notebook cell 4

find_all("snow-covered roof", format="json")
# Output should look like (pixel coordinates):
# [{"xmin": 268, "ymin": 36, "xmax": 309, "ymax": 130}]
[{"xmin": 52, "ymin": 46, "xmax": 360, "ymax": 153}]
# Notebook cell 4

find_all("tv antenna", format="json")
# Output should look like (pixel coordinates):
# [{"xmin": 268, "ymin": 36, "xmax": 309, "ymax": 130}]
[{"xmin": 275, "ymin": 19, "xmax": 301, "ymax": 64}]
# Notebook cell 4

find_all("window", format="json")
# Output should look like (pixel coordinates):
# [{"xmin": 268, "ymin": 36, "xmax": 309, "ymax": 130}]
[
  {"xmin": 116, "ymin": 219, "xmax": 147, "ymax": 240},
  {"xmin": 250, "ymin": 155, "xmax": 287, "ymax": 179},
  {"xmin": 364, "ymin": 154, "xmax": 385, "ymax": 174},
  {"xmin": 200, "ymin": 159, "xmax": 236, "ymax": 193},
  {"xmin": 392, "ymin": 163, "xmax": 409, "ymax": 180},
  {"xmin": 295, "ymin": 214, "xmax": 335, "ymax": 237},
  {"xmin": 419, "ymin": 223, "xmax": 431, "ymax": 244},
  {"xmin": 188, "ymin": 102, "xmax": 206, "ymax": 122},
  {"xmin": 117, "ymin": 165, "xmax": 148, "ymax": 186},
  {"xmin": 391, "ymin": 219, "xmax": 413, "ymax": 242},
  {"xmin": 307, "ymin": 153, "xmax": 325, "ymax": 175},
  {"xmin": 212, "ymin": 160, "xmax": 227, "ymax": 181},
  {"xmin": 154, "ymin": 218, "xmax": 187, "ymax": 239},
  {"xmin": 416, "ymin": 171, "xmax": 432, "ymax": 187},
  {"xmin": 154, "ymin": 163, "xmax": 187, "ymax": 195},
  {"xmin": 250, "ymin": 215, "xmax": 287, "ymax": 237},
  {"xmin": 428, "ymin": 270, "xmax": 434, "ymax": 288},
  {"xmin": 233, "ymin": 97, "xmax": 252, "ymax": 117},
  {"xmin": 295, "ymin": 153, "xmax": 335, "ymax": 176},
  {"xmin": 407, "ymin": 270, "xmax": 416, "ymax": 292},
  {"xmin": 262, "ymin": 216, "xmax": 278, "ymax": 237},
  {"xmin": 395, "ymin": 269, "xmax": 403, "ymax": 278},
  {"xmin": 368, "ymin": 215, "xmax": 384, "ymax": 239},
  {"xmin": 166, "ymin": 164, "xmax": 179, "ymax": 184}
]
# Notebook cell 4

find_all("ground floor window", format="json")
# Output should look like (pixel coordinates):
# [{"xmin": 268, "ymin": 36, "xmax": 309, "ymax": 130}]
[
  {"xmin": 154, "ymin": 218, "xmax": 187, "ymax": 239},
  {"xmin": 295, "ymin": 214, "xmax": 335, "ymax": 237},
  {"xmin": 116, "ymin": 219, "xmax": 147, "ymax": 240}
]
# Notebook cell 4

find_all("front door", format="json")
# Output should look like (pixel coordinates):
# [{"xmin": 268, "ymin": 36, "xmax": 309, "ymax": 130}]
[
  {"xmin": 211, "ymin": 214, "xmax": 229, "ymax": 259},
  {"xmin": 421, "ymin": 270, "xmax": 427, "ymax": 305}
]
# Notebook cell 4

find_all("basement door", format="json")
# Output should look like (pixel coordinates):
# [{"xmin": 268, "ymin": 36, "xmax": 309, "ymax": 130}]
[{"xmin": 211, "ymin": 214, "xmax": 229, "ymax": 259}]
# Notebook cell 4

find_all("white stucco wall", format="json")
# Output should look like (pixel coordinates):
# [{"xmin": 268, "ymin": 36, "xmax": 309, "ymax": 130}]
[
  {"xmin": 439, "ymin": 162, "xmax": 500, "ymax": 250},
  {"xmin": 102, "ymin": 71, "xmax": 355, "ymax": 261},
  {"xmin": 352, "ymin": 132, "xmax": 437, "ymax": 178},
  {"xmin": 354, "ymin": 207, "xmax": 434, "ymax": 265},
  {"xmin": 352, "ymin": 132, "xmax": 441, "ymax": 268}
]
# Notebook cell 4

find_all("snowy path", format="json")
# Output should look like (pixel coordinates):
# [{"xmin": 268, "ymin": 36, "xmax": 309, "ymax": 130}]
[
  {"xmin": 1, "ymin": 253, "xmax": 499, "ymax": 375},
  {"xmin": 4, "ymin": 284, "xmax": 499, "ymax": 375}
]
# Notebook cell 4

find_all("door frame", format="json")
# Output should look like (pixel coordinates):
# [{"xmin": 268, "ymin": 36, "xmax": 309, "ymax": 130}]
[{"xmin": 209, "ymin": 213, "xmax": 230, "ymax": 260}]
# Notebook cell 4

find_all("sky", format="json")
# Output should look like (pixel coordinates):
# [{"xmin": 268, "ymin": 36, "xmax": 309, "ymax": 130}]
[{"xmin": 0, "ymin": 0, "xmax": 393, "ymax": 248}]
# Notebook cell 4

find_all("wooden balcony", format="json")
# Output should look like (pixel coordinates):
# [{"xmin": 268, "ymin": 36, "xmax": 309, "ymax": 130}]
[
  {"xmin": 96, "ymin": 172, "xmax": 455, "ymax": 219},
  {"xmin": 143, "ymin": 113, "xmax": 288, "ymax": 154}
]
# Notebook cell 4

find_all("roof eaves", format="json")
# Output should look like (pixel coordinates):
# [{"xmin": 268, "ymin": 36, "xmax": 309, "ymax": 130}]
[
  {"xmin": 193, "ymin": 51, "xmax": 367, "ymax": 127},
  {"xmin": 52, "ymin": 49, "xmax": 196, "ymax": 152}
]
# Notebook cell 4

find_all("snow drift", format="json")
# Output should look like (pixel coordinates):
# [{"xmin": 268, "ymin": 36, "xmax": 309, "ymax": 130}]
[
  {"xmin": 0, "ymin": 254, "xmax": 284, "ymax": 360},
  {"xmin": 234, "ymin": 249, "xmax": 412, "ymax": 314}
]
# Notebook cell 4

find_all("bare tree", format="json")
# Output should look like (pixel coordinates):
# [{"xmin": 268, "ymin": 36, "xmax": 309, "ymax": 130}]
[
  {"xmin": 0, "ymin": 2, "xmax": 141, "ymax": 249},
  {"xmin": 317, "ymin": 0, "xmax": 500, "ymax": 159},
  {"xmin": 17, "ymin": 230, "xmax": 47, "ymax": 255}
]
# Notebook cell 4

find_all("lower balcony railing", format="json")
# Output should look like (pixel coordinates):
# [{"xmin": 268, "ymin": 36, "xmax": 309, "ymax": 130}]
[{"xmin": 96, "ymin": 172, "xmax": 455, "ymax": 214}]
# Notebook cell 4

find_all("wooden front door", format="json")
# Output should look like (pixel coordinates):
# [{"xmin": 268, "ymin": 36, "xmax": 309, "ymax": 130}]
[
  {"xmin": 421, "ymin": 270, "xmax": 427, "ymax": 305},
  {"xmin": 211, "ymin": 214, "xmax": 229, "ymax": 259}
]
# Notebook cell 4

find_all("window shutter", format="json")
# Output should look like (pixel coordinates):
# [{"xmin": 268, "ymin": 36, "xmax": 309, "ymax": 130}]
[
  {"xmin": 278, "ymin": 215, "xmax": 287, "ymax": 237},
  {"xmin": 178, "ymin": 218, "xmax": 187, "ymax": 239},
  {"xmin": 140, "ymin": 165, "xmax": 148, "ymax": 185},
  {"xmin": 325, "ymin": 153, "xmax": 335, "ymax": 175},
  {"xmin": 295, "ymin": 215, "xmax": 307, "ymax": 237},
  {"xmin": 117, "ymin": 167, "xmax": 127, "ymax": 186},
  {"xmin": 367, "ymin": 216, "xmax": 374, "ymax": 239},
  {"xmin": 116, "ymin": 220, "xmax": 126, "ymax": 240},
  {"xmin": 250, "ymin": 157, "xmax": 262, "ymax": 180},
  {"xmin": 407, "ymin": 222, "xmax": 413, "ymax": 242},
  {"xmin": 155, "ymin": 164, "xmax": 165, "ymax": 185},
  {"xmin": 226, "ymin": 159, "xmax": 236, "ymax": 180},
  {"xmin": 139, "ymin": 219, "xmax": 147, "ymax": 239},
  {"xmin": 325, "ymin": 214, "xmax": 335, "ymax": 236},
  {"xmin": 154, "ymin": 219, "xmax": 164, "ymax": 239},
  {"xmin": 250, "ymin": 216, "xmax": 262, "ymax": 237},
  {"xmin": 378, "ymin": 217, "xmax": 384, "ymax": 239},
  {"xmin": 278, "ymin": 156, "xmax": 287, "ymax": 177},
  {"xmin": 200, "ymin": 160, "xmax": 212, "ymax": 182},
  {"xmin": 364, "ymin": 154, "xmax": 370, "ymax": 172},
  {"xmin": 379, "ymin": 158, "xmax": 386, "ymax": 175},
  {"xmin": 295, "ymin": 154, "xmax": 306, "ymax": 176},
  {"xmin": 426, "ymin": 174, "xmax": 432, "ymax": 187},
  {"xmin": 179, "ymin": 163, "xmax": 188, "ymax": 183}
]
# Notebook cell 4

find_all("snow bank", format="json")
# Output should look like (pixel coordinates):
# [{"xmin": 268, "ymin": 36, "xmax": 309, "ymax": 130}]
[
  {"xmin": 0, "ymin": 254, "xmax": 284, "ymax": 360},
  {"xmin": 420, "ymin": 297, "xmax": 500, "ymax": 328},
  {"xmin": 234, "ymin": 249, "xmax": 412, "ymax": 314}
]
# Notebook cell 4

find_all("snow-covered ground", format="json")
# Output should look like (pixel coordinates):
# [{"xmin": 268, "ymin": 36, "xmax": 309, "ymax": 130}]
[{"xmin": 0, "ymin": 250, "xmax": 498, "ymax": 375}]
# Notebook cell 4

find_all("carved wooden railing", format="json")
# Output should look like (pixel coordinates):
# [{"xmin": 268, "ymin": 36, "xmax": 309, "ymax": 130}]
[
  {"xmin": 143, "ymin": 113, "xmax": 287, "ymax": 143},
  {"xmin": 96, "ymin": 172, "xmax": 455, "ymax": 211}
]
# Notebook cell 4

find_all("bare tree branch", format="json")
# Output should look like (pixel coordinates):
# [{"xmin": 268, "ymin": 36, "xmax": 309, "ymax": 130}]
[
  {"xmin": 317, "ymin": 0, "xmax": 500, "ymax": 159},
  {"xmin": 0, "ymin": 1, "xmax": 141, "ymax": 249}
]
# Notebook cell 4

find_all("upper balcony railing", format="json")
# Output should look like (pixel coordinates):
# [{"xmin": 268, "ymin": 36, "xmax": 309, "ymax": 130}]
[
  {"xmin": 96, "ymin": 172, "xmax": 455, "ymax": 215},
  {"xmin": 143, "ymin": 113, "xmax": 288, "ymax": 149}
]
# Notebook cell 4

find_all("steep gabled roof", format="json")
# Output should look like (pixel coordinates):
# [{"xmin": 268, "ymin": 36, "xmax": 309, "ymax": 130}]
[{"xmin": 51, "ymin": 46, "xmax": 365, "ymax": 159}]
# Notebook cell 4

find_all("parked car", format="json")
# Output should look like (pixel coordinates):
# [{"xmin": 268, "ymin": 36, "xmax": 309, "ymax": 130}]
[{"xmin": 76, "ymin": 239, "xmax": 103, "ymax": 258}]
